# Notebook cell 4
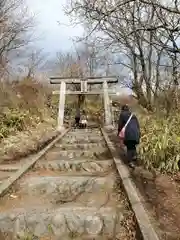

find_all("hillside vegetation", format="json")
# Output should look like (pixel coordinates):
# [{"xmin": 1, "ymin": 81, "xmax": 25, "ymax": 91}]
[
  {"xmin": 0, "ymin": 78, "xmax": 57, "ymax": 162},
  {"xmin": 138, "ymin": 112, "xmax": 180, "ymax": 173}
]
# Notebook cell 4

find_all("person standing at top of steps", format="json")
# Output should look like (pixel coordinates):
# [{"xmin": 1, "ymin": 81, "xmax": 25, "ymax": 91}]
[
  {"xmin": 81, "ymin": 115, "xmax": 87, "ymax": 128},
  {"xmin": 117, "ymin": 104, "xmax": 140, "ymax": 168},
  {"xmin": 75, "ymin": 108, "xmax": 81, "ymax": 128}
]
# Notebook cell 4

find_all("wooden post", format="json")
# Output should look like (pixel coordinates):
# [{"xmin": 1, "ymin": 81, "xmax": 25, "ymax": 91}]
[
  {"xmin": 80, "ymin": 80, "xmax": 87, "ymax": 93},
  {"xmin": 103, "ymin": 80, "xmax": 112, "ymax": 127},
  {"xmin": 84, "ymin": 80, "xmax": 87, "ymax": 92},
  {"xmin": 80, "ymin": 80, "xmax": 83, "ymax": 93},
  {"xmin": 57, "ymin": 81, "xmax": 66, "ymax": 131}
]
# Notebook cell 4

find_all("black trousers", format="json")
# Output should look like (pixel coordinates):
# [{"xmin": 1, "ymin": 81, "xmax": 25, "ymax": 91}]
[
  {"xmin": 124, "ymin": 140, "xmax": 137, "ymax": 163},
  {"xmin": 81, "ymin": 123, "xmax": 87, "ymax": 128},
  {"xmin": 75, "ymin": 117, "xmax": 80, "ymax": 123},
  {"xmin": 79, "ymin": 123, "xmax": 87, "ymax": 128},
  {"xmin": 75, "ymin": 117, "xmax": 80, "ymax": 126}
]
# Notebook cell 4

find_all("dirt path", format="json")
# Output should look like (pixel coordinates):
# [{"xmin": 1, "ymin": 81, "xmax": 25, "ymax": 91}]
[{"xmin": 132, "ymin": 169, "xmax": 180, "ymax": 240}]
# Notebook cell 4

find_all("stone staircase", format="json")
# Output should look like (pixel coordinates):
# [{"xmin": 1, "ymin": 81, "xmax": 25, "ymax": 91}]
[{"xmin": 0, "ymin": 128, "xmax": 137, "ymax": 239}]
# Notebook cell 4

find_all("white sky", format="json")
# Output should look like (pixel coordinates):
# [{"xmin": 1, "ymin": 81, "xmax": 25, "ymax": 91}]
[
  {"xmin": 25, "ymin": 0, "xmax": 132, "ymax": 95},
  {"xmin": 27, "ymin": 0, "xmax": 83, "ymax": 55}
]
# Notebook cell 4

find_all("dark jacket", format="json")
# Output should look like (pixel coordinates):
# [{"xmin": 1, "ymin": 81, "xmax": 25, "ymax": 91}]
[{"xmin": 118, "ymin": 109, "xmax": 140, "ymax": 144}]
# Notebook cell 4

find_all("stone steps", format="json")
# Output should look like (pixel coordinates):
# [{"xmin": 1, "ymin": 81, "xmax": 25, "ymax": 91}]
[
  {"xmin": 17, "ymin": 175, "xmax": 116, "ymax": 206},
  {"xmin": 0, "ymin": 171, "xmax": 12, "ymax": 184},
  {"xmin": 68, "ymin": 134, "xmax": 103, "ymax": 138},
  {"xmin": 43, "ymin": 149, "xmax": 112, "ymax": 161},
  {"xmin": 62, "ymin": 139, "xmax": 105, "ymax": 144},
  {"xmin": 0, "ymin": 206, "xmax": 125, "ymax": 238},
  {"xmin": 45, "ymin": 148, "xmax": 109, "ymax": 158},
  {"xmin": 0, "ymin": 164, "xmax": 20, "ymax": 172},
  {"xmin": 70, "ymin": 128, "xmax": 100, "ymax": 132},
  {"xmin": 61, "ymin": 136, "xmax": 104, "ymax": 144},
  {"xmin": 69, "ymin": 131, "xmax": 102, "ymax": 135},
  {"xmin": 55, "ymin": 142, "xmax": 107, "ymax": 150},
  {"xmin": 35, "ymin": 159, "xmax": 113, "ymax": 173},
  {"xmin": 0, "ymin": 164, "xmax": 22, "ymax": 185},
  {"xmin": 0, "ymin": 128, "xmax": 136, "ymax": 239},
  {"xmin": 0, "ymin": 161, "xmax": 29, "ymax": 186}
]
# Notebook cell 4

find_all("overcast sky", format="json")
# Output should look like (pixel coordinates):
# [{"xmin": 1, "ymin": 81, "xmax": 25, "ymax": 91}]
[
  {"xmin": 26, "ymin": 0, "xmax": 132, "ymax": 94},
  {"xmin": 27, "ymin": 0, "xmax": 83, "ymax": 56}
]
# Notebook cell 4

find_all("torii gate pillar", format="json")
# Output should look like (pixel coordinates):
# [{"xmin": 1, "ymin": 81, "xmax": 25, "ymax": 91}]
[
  {"xmin": 103, "ymin": 80, "xmax": 112, "ymax": 127},
  {"xmin": 57, "ymin": 81, "xmax": 66, "ymax": 131}
]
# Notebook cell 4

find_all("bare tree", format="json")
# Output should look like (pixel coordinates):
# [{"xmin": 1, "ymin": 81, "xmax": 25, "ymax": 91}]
[
  {"xmin": 65, "ymin": 0, "xmax": 180, "ymax": 114},
  {"xmin": 0, "ymin": 0, "xmax": 34, "ymax": 77},
  {"xmin": 54, "ymin": 41, "xmax": 106, "ymax": 109},
  {"xmin": 23, "ymin": 48, "xmax": 48, "ymax": 79}
]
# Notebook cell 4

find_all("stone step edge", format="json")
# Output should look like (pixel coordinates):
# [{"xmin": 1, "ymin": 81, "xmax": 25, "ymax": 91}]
[
  {"xmin": 36, "ymin": 159, "xmax": 113, "ymax": 164},
  {"xmin": 42, "ymin": 158, "xmax": 112, "ymax": 162},
  {"xmin": 61, "ymin": 139, "xmax": 105, "ymax": 143},
  {"xmin": 69, "ymin": 130, "xmax": 101, "ymax": 133},
  {"xmin": 1, "ymin": 206, "xmax": 123, "ymax": 215},
  {"xmin": 55, "ymin": 143, "xmax": 106, "ymax": 147},
  {"xmin": 0, "ymin": 165, "xmax": 20, "ymax": 172},
  {"xmin": 63, "ymin": 135, "xmax": 104, "ymax": 138},
  {"xmin": 64, "ymin": 136, "xmax": 104, "ymax": 139},
  {"xmin": 21, "ymin": 175, "xmax": 114, "ymax": 181},
  {"xmin": 46, "ymin": 150, "xmax": 107, "ymax": 155}
]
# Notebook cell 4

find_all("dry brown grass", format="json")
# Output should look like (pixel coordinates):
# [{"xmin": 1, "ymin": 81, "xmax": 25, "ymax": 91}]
[{"xmin": 0, "ymin": 77, "xmax": 57, "ymax": 162}]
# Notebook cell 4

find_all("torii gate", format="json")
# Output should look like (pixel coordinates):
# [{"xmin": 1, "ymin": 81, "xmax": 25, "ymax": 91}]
[{"xmin": 50, "ymin": 76, "xmax": 118, "ymax": 131}]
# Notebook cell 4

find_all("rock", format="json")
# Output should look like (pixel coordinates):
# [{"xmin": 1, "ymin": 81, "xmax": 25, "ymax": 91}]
[
  {"xmin": 27, "ymin": 215, "xmax": 38, "ymax": 231},
  {"xmin": 65, "ymin": 214, "xmax": 84, "ymax": 234},
  {"xmin": 90, "ymin": 162, "xmax": 102, "ymax": 172},
  {"xmin": 85, "ymin": 215, "xmax": 103, "ymax": 235},
  {"xmin": 46, "ymin": 182, "xmax": 57, "ymax": 195},
  {"xmin": 9, "ymin": 214, "xmax": 16, "ymax": 221},
  {"xmin": 13, "ymin": 218, "xmax": 21, "ymax": 238},
  {"xmin": 34, "ymin": 221, "xmax": 47, "ymax": 236},
  {"xmin": 16, "ymin": 231, "xmax": 25, "ymax": 239},
  {"xmin": 51, "ymin": 214, "xmax": 66, "ymax": 236}
]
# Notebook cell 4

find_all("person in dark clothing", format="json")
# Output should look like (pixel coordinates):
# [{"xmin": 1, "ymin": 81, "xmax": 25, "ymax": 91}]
[
  {"xmin": 117, "ymin": 104, "xmax": 140, "ymax": 168},
  {"xmin": 75, "ymin": 108, "xmax": 80, "ymax": 128}
]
